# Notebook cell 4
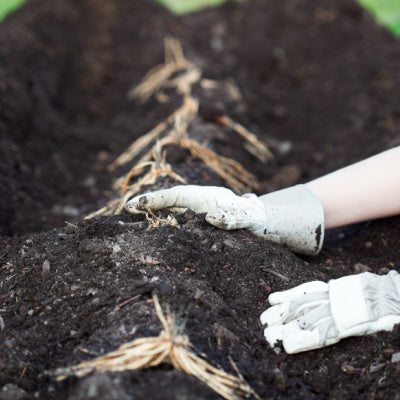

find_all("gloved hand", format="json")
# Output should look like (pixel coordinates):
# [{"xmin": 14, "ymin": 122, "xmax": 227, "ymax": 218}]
[
  {"xmin": 260, "ymin": 270, "xmax": 400, "ymax": 353},
  {"xmin": 124, "ymin": 184, "xmax": 324, "ymax": 255}
]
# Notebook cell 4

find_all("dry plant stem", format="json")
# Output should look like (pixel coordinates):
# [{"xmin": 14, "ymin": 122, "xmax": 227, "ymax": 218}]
[
  {"xmin": 149, "ymin": 135, "xmax": 259, "ymax": 193},
  {"xmin": 110, "ymin": 95, "xmax": 198, "ymax": 176},
  {"xmin": 53, "ymin": 295, "xmax": 259, "ymax": 400},
  {"xmin": 138, "ymin": 133, "xmax": 259, "ymax": 193},
  {"xmin": 113, "ymin": 164, "xmax": 186, "ymax": 215},
  {"xmin": 113, "ymin": 143, "xmax": 186, "ymax": 213},
  {"xmin": 218, "ymin": 116, "xmax": 273, "ymax": 163},
  {"xmin": 164, "ymin": 36, "xmax": 185, "ymax": 64},
  {"xmin": 112, "ymin": 147, "xmax": 157, "ymax": 191},
  {"xmin": 167, "ymin": 66, "xmax": 202, "ymax": 95},
  {"xmin": 121, "ymin": 162, "xmax": 155, "ymax": 193},
  {"xmin": 108, "ymin": 121, "xmax": 167, "ymax": 172},
  {"xmin": 88, "ymin": 172, "xmax": 159, "ymax": 218},
  {"xmin": 89, "ymin": 37, "xmax": 270, "ymax": 219},
  {"xmin": 264, "ymin": 268, "xmax": 290, "ymax": 282},
  {"xmin": 84, "ymin": 199, "xmax": 120, "ymax": 219},
  {"xmin": 145, "ymin": 209, "xmax": 179, "ymax": 229},
  {"xmin": 200, "ymin": 78, "xmax": 244, "ymax": 104},
  {"xmin": 179, "ymin": 137, "xmax": 259, "ymax": 192},
  {"xmin": 110, "ymin": 39, "xmax": 196, "ymax": 172},
  {"xmin": 127, "ymin": 37, "xmax": 192, "ymax": 103},
  {"xmin": 128, "ymin": 61, "xmax": 189, "ymax": 102}
]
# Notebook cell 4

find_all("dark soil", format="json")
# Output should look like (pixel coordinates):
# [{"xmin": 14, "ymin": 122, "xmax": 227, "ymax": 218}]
[{"xmin": 1, "ymin": 0, "xmax": 400, "ymax": 399}]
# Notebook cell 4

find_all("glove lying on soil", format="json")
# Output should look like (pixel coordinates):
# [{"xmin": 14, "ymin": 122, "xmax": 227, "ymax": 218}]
[
  {"xmin": 124, "ymin": 185, "xmax": 324, "ymax": 255},
  {"xmin": 260, "ymin": 271, "xmax": 400, "ymax": 353}
]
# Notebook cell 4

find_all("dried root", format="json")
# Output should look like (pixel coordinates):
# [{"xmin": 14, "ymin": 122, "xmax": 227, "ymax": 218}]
[
  {"xmin": 86, "ymin": 142, "xmax": 186, "ymax": 219},
  {"xmin": 127, "ymin": 37, "xmax": 196, "ymax": 102},
  {"xmin": 217, "ymin": 116, "xmax": 274, "ymax": 163},
  {"xmin": 145, "ymin": 209, "xmax": 179, "ymax": 229},
  {"xmin": 87, "ymin": 37, "xmax": 272, "ymax": 218},
  {"xmin": 167, "ymin": 135, "xmax": 260, "ymax": 193},
  {"xmin": 109, "ymin": 94, "xmax": 199, "ymax": 173},
  {"xmin": 52, "ymin": 295, "xmax": 259, "ymax": 400}
]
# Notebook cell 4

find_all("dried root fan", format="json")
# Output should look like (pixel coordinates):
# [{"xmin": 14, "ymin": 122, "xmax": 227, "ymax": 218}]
[
  {"xmin": 52, "ymin": 296, "xmax": 260, "ymax": 400},
  {"xmin": 87, "ymin": 37, "xmax": 272, "ymax": 218}
]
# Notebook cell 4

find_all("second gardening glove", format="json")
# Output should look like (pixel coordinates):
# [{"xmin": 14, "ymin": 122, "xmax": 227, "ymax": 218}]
[
  {"xmin": 260, "ymin": 271, "xmax": 400, "ymax": 353},
  {"xmin": 124, "ymin": 184, "xmax": 324, "ymax": 255}
]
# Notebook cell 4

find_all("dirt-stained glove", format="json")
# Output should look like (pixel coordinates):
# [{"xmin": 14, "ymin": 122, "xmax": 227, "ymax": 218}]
[
  {"xmin": 124, "ymin": 184, "xmax": 324, "ymax": 255},
  {"xmin": 260, "ymin": 271, "xmax": 400, "ymax": 353}
]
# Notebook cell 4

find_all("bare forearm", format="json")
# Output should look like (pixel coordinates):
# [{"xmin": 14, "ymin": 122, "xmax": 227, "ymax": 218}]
[{"xmin": 306, "ymin": 146, "xmax": 400, "ymax": 229}]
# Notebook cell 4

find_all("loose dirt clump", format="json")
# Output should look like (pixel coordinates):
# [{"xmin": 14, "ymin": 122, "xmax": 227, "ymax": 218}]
[{"xmin": 1, "ymin": 0, "xmax": 400, "ymax": 399}]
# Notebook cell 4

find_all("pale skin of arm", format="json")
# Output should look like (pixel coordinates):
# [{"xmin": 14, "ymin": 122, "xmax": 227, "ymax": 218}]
[{"xmin": 305, "ymin": 146, "xmax": 400, "ymax": 230}]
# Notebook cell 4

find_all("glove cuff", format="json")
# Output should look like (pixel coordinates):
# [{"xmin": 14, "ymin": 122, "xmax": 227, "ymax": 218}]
[
  {"xmin": 258, "ymin": 185, "xmax": 325, "ymax": 255},
  {"xmin": 329, "ymin": 274, "xmax": 369, "ymax": 335},
  {"xmin": 329, "ymin": 271, "xmax": 400, "ymax": 338}
]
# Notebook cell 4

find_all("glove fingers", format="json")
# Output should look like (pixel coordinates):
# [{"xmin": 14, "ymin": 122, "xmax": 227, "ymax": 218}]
[
  {"xmin": 261, "ymin": 296, "xmax": 329, "ymax": 331},
  {"xmin": 263, "ymin": 320, "xmax": 322, "ymax": 354},
  {"xmin": 125, "ymin": 186, "xmax": 231, "ymax": 214},
  {"xmin": 283, "ymin": 326, "xmax": 339, "ymax": 354},
  {"xmin": 206, "ymin": 192, "xmax": 267, "ymax": 230},
  {"xmin": 297, "ymin": 302, "xmax": 330, "ymax": 329},
  {"xmin": 260, "ymin": 303, "xmax": 290, "ymax": 326},
  {"xmin": 205, "ymin": 208, "xmax": 253, "ymax": 230},
  {"xmin": 262, "ymin": 323, "xmax": 287, "ymax": 348},
  {"xmin": 289, "ymin": 291, "xmax": 329, "ymax": 311},
  {"xmin": 268, "ymin": 281, "xmax": 328, "ymax": 305},
  {"xmin": 124, "ymin": 188, "xmax": 182, "ymax": 213}
]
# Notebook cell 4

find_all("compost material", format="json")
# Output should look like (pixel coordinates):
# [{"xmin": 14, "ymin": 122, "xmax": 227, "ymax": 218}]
[{"xmin": 1, "ymin": 0, "xmax": 400, "ymax": 399}]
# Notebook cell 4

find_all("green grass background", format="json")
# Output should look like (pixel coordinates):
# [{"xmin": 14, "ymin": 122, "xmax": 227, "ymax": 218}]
[
  {"xmin": 0, "ymin": 0, "xmax": 26, "ymax": 21},
  {"xmin": 156, "ymin": 0, "xmax": 244, "ymax": 14},
  {"xmin": 0, "ymin": 0, "xmax": 399, "ymax": 35},
  {"xmin": 358, "ymin": 0, "xmax": 400, "ymax": 35}
]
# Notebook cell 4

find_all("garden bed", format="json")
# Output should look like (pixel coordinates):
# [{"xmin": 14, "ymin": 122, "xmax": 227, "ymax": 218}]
[{"xmin": 1, "ymin": 0, "xmax": 400, "ymax": 399}]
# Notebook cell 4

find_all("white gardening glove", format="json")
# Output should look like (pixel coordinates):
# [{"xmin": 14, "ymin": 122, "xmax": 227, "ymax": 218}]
[
  {"xmin": 124, "ymin": 184, "xmax": 324, "ymax": 255},
  {"xmin": 260, "ymin": 270, "xmax": 400, "ymax": 353}
]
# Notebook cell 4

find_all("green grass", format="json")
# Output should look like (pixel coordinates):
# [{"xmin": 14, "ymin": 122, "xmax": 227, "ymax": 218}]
[
  {"xmin": 0, "ymin": 0, "xmax": 26, "ymax": 21},
  {"xmin": 358, "ymin": 0, "xmax": 400, "ymax": 35},
  {"xmin": 158, "ymin": 0, "xmax": 400, "ymax": 35},
  {"xmin": 156, "ymin": 0, "xmax": 243, "ymax": 14},
  {"xmin": 0, "ymin": 0, "xmax": 399, "ymax": 36}
]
